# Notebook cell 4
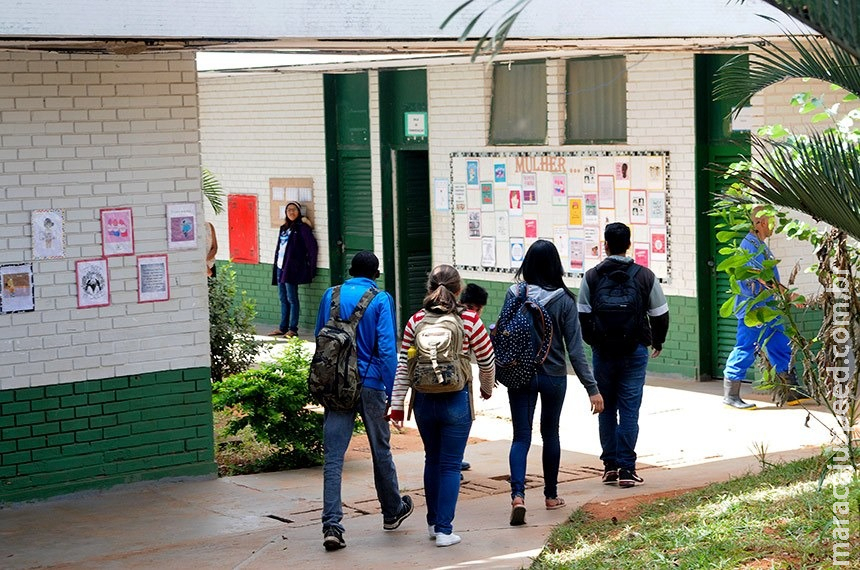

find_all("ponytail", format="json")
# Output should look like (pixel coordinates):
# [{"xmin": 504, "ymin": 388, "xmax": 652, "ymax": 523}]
[{"xmin": 422, "ymin": 264, "xmax": 462, "ymax": 314}]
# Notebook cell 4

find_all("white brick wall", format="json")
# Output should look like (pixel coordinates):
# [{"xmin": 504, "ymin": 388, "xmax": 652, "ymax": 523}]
[
  {"xmin": 368, "ymin": 71, "xmax": 385, "ymax": 256},
  {"xmin": 427, "ymin": 62, "xmax": 491, "ymax": 277},
  {"xmin": 197, "ymin": 72, "xmax": 330, "ymax": 271},
  {"xmin": 0, "ymin": 51, "xmax": 209, "ymax": 390},
  {"xmin": 427, "ymin": 53, "xmax": 698, "ymax": 297}
]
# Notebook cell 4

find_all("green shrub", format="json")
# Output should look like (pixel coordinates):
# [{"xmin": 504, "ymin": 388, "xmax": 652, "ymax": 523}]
[
  {"xmin": 212, "ymin": 338, "xmax": 324, "ymax": 470},
  {"xmin": 209, "ymin": 261, "xmax": 261, "ymax": 382}
]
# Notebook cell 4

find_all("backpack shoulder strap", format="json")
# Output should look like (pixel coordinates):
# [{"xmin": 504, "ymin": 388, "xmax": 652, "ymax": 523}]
[
  {"xmin": 585, "ymin": 268, "xmax": 599, "ymax": 294},
  {"xmin": 517, "ymin": 282, "xmax": 528, "ymax": 300},
  {"xmin": 629, "ymin": 263, "xmax": 652, "ymax": 310},
  {"xmin": 626, "ymin": 263, "xmax": 642, "ymax": 279},
  {"xmin": 449, "ymin": 309, "xmax": 465, "ymax": 326},
  {"xmin": 347, "ymin": 287, "xmax": 379, "ymax": 325},
  {"xmin": 622, "ymin": 264, "xmax": 643, "ymax": 299},
  {"xmin": 329, "ymin": 286, "xmax": 343, "ymax": 321}
]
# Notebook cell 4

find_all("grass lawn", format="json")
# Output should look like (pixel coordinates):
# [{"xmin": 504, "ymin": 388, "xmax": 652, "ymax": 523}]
[{"xmin": 533, "ymin": 455, "xmax": 859, "ymax": 569}]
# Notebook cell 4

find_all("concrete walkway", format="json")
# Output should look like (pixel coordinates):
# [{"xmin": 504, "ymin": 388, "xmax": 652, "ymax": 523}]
[{"xmin": 0, "ymin": 346, "xmax": 837, "ymax": 569}]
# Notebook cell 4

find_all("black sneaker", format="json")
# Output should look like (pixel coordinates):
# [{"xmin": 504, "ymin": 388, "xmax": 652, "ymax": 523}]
[
  {"xmin": 383, "ymin": 495, "xmax": 414, "ymax": 530},
  {"xmin": 602, "ymin": 468, "xmax": 619, "ymax": 485},
  {"xmin": 323, "ymin": 527, "xmax": 345, "ymax": 551},
  {"xmin": 618, "ymin": 469, "xmax": 644, "ymax": 488}
]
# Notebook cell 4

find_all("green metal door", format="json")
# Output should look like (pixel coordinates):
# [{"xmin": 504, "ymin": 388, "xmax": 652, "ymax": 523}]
[
  {"xmin": 324, "ymin": 72, "xmax": 374, "ymax": 283},
  {"xmin": 707, "ymin": 146, "xmax": 748, "ymax": 377},
  {"xmin": 396, "ymin": 150, "xmax": 431, "ymax": 326},
  {"xmin": 378, "ymin": 68, "xmax": 431, "ymax": 328},
  {"xmin": 695, "ymin": 54, "xmax": 751, "ymax": 378},
  {"xmin": 338, "ymin": 150, "xmax": 374, "ymax": 275}
]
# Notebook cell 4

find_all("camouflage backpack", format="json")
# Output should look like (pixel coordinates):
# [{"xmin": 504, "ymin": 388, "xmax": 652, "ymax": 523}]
[
  {"xmin": 407, "ymin": 310, "xmax": 472, "ymax": 393},
  {"xmin": 308, "ymin": 286, "xmax": 378, "ymax": 411}
]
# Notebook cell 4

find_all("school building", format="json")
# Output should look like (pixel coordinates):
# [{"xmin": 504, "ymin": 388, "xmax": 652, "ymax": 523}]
[
  {"xmin": 0, "ymin": 0, "xmax": 821, "ymax": 502},
  {"xmin": 199, "ymin": 10, "xmax": 825, "ymax": 384}
]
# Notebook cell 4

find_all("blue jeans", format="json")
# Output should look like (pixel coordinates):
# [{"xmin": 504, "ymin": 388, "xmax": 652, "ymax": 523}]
[
  {"xmin": 723, "ymin": 319, "xmax": 791, "ymax": 381},
  {"xmin": 412, "ymin": 389, "xmax": 472, "ymax": 535},
  {"xmin": 508, "ymin": 373, "xmax": 567, "ymax": 500},
  {"xmin": 277, "ymin": 281, "xmax": 300, "ymax": 333},
  {"xmin": 593, "ymin": 345, "xmax": 649, "ymax": 471},
  {"xmin": 322, "ymin": 387, "xmax": 402, "ymax": 533}
]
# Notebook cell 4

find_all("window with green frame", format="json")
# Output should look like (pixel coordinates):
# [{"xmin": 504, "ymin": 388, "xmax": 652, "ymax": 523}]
[
  {"xmin": 490, "ymin": 60, "xmax": 547, "ymax": 145},
  {"xmin": 566, "ymin": 56, "xmax": 627, "ymax": 144}
]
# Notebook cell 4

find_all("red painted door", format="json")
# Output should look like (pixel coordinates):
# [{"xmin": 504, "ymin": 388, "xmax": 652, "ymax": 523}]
[{"xmin": 228, "ymin": 194, "xmax": 258, "ymax": 263}]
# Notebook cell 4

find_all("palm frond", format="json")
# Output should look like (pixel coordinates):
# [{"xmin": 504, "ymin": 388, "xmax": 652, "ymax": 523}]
[
  {"xmin": 440, "ymin": 0, "xmax": 532, "ymax": 61},
  {"xmin": 735, "ymin": 131, "xmax": 860, "ymax": 241},
  {"xmin": 202, "ymin": 168, "xmax": 225, "ymax": 215},
  {"xmin": 714, "ymin": 31, "xmax": 860, "ymax": 112}
]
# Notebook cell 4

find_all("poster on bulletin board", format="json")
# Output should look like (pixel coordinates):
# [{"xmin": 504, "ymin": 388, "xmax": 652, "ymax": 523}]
[{"xmin": 449, "ymin": 151, "xmax": 670, "ymax": 281}]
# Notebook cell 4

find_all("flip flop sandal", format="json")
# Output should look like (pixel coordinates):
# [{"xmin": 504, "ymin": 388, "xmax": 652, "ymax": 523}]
[{"xmin": 545, "ymin": 497, "xmax": 566, "ymax": 510}]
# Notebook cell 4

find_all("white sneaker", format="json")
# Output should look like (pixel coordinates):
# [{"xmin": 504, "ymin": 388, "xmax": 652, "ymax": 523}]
[
  {"xmin": 436, "ymin": 532, "xmax": 461, "ymax": 547},
  {"xmin": 428, "ymin": 525, "xmax": 437, "ymax": 539}
]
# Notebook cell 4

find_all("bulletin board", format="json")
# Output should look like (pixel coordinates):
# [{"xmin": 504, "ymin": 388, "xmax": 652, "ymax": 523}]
[
  {"xmin": 449, "ymin": 151, "xmax": 670, "ymax": 281},
  {"xmin": 269, "ymin": 177, "xmax": 315, "ymax": 228}
]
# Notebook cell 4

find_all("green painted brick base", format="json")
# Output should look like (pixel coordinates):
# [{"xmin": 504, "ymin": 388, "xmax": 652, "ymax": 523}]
[
  {"xmin": 226, "ymin": 262, "xmax": 330, "ymax": 335},
  {"xmin": 0, "ymin": 367, "xmax": 216, "ymax": 503}
]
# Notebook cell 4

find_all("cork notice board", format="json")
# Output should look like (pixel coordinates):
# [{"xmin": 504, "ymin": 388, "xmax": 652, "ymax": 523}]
[{"xmin": 270, "ymin": 178, "xmax": 315, "ymax": 228}]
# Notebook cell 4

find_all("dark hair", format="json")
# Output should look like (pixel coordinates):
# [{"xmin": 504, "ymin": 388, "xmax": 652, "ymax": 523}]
[
  {"xmin": 459, "ymin": 283, "xmax": 488, "ymax": 309},
  {"xmin": 515, "ymin": 239, "xmax": 575, "ymax": 299},
  {"xmin": 349, "ymin": 250, "xmax": 380, "ymax": 279},
  {"xmin": 604, "ymin": 222, "xmax": 631, "ymax": 255},
  {"xmin": 284, "ymin": 202, "xmax": 303, "ymax": 230},
  {"xmin": 423, "ymin": 264, "xmax": 462, "ymax": 314}
]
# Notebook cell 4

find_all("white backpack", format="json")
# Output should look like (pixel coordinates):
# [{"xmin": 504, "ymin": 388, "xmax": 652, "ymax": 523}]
[{"xmin": 408, "ymin": 311, "xmax": 472, "ymax": 393}]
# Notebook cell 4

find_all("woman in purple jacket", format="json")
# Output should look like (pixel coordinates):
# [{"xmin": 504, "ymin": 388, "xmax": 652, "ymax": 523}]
[{"xmin": 270, "ymin": 202, "xmax": 318, "ymax": 337}]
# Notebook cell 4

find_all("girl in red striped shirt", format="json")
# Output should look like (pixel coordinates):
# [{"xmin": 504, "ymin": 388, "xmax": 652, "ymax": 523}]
[{"xmin": 390, "ymin": 265, "xmax": 494, "ymax": 547}]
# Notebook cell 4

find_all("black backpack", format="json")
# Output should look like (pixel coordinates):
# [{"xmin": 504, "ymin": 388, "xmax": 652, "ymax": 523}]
[
  {"xmin": 307, "ymin": 286, "xmax": 378, "ymax": 411},
  {"xmin": 588, "ymin": 263, "xmax": 644, "ymax": 354},
  {"xmin": 492, "ymin": 284, "xmax": 559, "ymax": 390}
]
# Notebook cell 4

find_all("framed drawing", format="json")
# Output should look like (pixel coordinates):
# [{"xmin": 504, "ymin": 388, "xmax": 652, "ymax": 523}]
[
  {"xmin": 76, "ymin": 258, "xmax": 110, "ymax": 308},
  {"xmin": 166, "ymin": 203, "xmax": 198, "ymax": 250},
  {"xmin": 100, "ymin": 207, "xmax": 134, "ymax": 257},
  {"xmin": 137, "ymin": 254, "xmax": 170, "ymax": 303},
  {"xmin": 32, "ymin": 209, "xmax": 65, "ymax": 259},
  {"xmin": 0, "ymin": 263, "xmax": 35, "ymax": 313}
]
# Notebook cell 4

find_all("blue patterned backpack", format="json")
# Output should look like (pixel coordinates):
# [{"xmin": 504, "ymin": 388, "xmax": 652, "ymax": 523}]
[{"xmin": 492, "ymin": 283, "xmax": 557, "ymax": 390}]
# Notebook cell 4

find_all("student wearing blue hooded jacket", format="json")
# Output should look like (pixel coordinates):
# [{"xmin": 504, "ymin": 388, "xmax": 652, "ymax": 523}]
[{"xmin": 314, "ymin": 251, "xmax": 413, "ymax": 552}]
